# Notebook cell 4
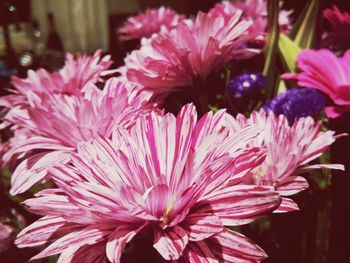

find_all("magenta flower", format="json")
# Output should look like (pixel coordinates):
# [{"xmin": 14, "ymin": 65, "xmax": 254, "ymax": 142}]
[
  {"xmin": 283, "ymin": 49, "xmax": 350, "ymax": 118},
  {"xmin": 16, "ymin": 104, "xmax": 280, "ymax": 262},
  {"xmin": 324, "ymin": 5, "xmax": 350, "ymax": 49},
  {"xmin": 5, "ymin": 78, "xmax": 152, "ymax": 195},
  {"xmin": 121, "ymin": 10, "xmax": 257, "ymax": 94},
  {"xmin": 118, "ymin": 6, "xmax": 184, "ymax": 41},
  {"xmin": 0, "ymin": 50, "xmax": 116, "ymax": 112},
  {"xmin": 226, "ymin": 110, "xmax": 342, "ymax": 213}
]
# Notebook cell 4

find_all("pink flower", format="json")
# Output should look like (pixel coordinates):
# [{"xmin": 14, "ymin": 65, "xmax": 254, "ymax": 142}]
[
  {"xmin": 16, "ymin": 104, "xmax": 280, "ymax": 262},
  {"xmin": 0, "ymin": 50, "xmax": 116, "ymax": 112},
  {"xmin": 121, "ymin": 10, "xmax": 257, "ymax": 94},
  {"xmin": 0, "ymin": 223, "xmax": 15, "ymax": 253},
  {"xmin": 226, "ymin": 110, "xmax": 342, "ymax": 213},
  {"xmin": 282, "ymin": 49, "xmax": 350, "ymax": 118},
  {"xmin": 6, "ymin": 78, "xmax": 152, "ymax": 195},
  {"xmin": 208, "ymin": 0, "xmax": 293, "ymax": 38},
  {"xmin": 118, "ymin": 7, "xmax": 184, "ymax": 41},
  {"xmin": 324, "ymin": 5, "xmax": 350, "ymax": 49}
]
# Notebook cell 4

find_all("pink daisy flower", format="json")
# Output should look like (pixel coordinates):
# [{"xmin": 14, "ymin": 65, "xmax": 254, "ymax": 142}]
[
  {"xmin": 324, "ymin": 5, "xmax": 350, "ymax": 49},
  {"xmin": 226, "ymin": 110, "xmax": 342, "ymax": 213},
  {"xmin": 16, "ymin": 104, "xmax": 281, "ymax": 262},
  {"xmin": 283, "ymin": 49, "xmax": 350, "ymax": 118},
  {"xmin": 5, "ymin": 78, "xmax": 152, "ymax": 195},
  {"xmin": 0, "ymin": 50, "xmax": 116, "ymax": 112},
  {"xmin": 118, "ymin": 6, "xmax": 184, "ymax": 41},
  {"xmin": 208, "ymin": 0, "xmax": 293, "ymax": 38},
  {"xmin": 121, "ymin": 10, "xmax": 257, "ymax": 94}
]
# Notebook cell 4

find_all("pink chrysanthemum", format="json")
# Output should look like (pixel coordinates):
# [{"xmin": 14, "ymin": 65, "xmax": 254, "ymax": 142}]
[
  {"xmin": 324, "ymin": 5, "xmax": 350, "ymax": 49},
  {"xmin": 5, "ymin": 78, "xmax": 152, "ymax": 195},
  {"xmin": 208, "ymin": 0, "xmax": 293, "ymax": 38},
  {"xmin": 121, "ymin": 10, "xmax": 258, "ymax": 94},
  {"xmin": 282, "ymin": 49, "xmax": 350, "ymax": 119},
  {"xmin": 226, "ymin": 110, "xmax": 342, "ymax": 213},
  {"xmin": 16, "ymin": 104, "xmax": 280, "ymax": 262},
  {"xmin": 0, "ymin": 50, "xmax": 116, "ymax": 112},
  {"xmin": 118, "ymin": 7, "xmax": 184, "ymax": 41}
]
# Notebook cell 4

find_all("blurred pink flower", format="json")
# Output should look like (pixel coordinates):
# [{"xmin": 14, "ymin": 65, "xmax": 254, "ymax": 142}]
[
  {"xmin": 119, "ymin": 7, "xmax": 184, "ymax": 41},
  {"xmin": 5, "ymin": 78, "xmax": 152, "ymax": 195},
  {"xmin": 208, "ymin": 0, "xmax": 293, "ymax": 38},
  {"xmin": 16, "ymin": 104, "xmax": 280, "ymax": 262},
  {"xmin": 226, "ymin": 110, "xmax": 342, "ymax": 213},
  {"xmin": 0, "ymin": 50, "xmax": 116, "ymax": 112},
  {"xmin": 283, "ymin": 49, "xmax": 350, "ymax": 118},
  {"xmin": 0, "ymin": 223, "xmax": 15, "ymax": 253},
  {"xmin": 121, "ymin": 10, "xmax": 257, "ymax": 94},
  {"xmin": 324, "ymin": 5, "xmax": 350, "ymax": 49}
]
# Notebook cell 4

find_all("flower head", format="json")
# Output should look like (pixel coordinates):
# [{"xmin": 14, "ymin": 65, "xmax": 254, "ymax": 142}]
[
  {"xmin": 228, "ymin": 72, "xmax": 266, "ymax": 104},
  {"xmin": 121, "ymin": 10, "xmax": 257, "ymax": 95},
  {"xmin": 16, "ymin": 104, "xmax": 280, "ymax": 262},
  {"xmin": 208, "ymin": 0, "xmax": 293, "ymax": 37},
  {"xmin": 118, "ymin": 7, "xmax": 184, "ymax": 41},
  {"xmin": 0, "ymin": 50, "xmax": 116, "ymax": 112},
  {"xmin": 226, "ymin": 110, "xmax": 342, "ymax": 213},
  {"xmin": 282, "ymin": 49, "xmax": 350, "ymax": 118},
  {"xmin": 264, "ymin": 88, "xmax": 326, "ymax": 125},
  {"xmin": 5, "ymin": 78, "xmax": 152, "ymax": 195},
  {"xmin": 324, "ymin": 5, "xmax": 350, "ymax": 50}
]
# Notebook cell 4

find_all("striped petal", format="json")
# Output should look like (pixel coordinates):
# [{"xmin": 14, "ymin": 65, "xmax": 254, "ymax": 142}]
[
  {"xmin": 276, "ymin": 176, "xmax": 309, "ymax": 196},
  {"xmin": 57, "ymin": 243, "xmax": 107, "ymax": 263},
  {"xmin": 207, "ymin": 228, "xmax": 267, "ymax": 263},
  {"xmin": 31, "ymin": 224, "xmax": 112, "ymax": 260},
  {"xmin": 180, "ymin": 241, "xmax": 218, "ymax": 263},
  {"xmin": 196, "ymin": 185, "xmax": 281, "ymax": 226},
  {"xmin": 106, "ymin": 224, "xmax": 145, "ymax": 263},
  {"xmin": 10, "ymin": 151, "xmax": 70, "ymax": 195},
  {"xmin": 153, "ymin": 225, "xmax": 189, "ymax": 260},
  {"xmin": 273, "ymin": 197, "xmax": 299, "ymax": 213},
  {"xmin": 180, "ymin": 212, "xmax": 223, "ymax": 241},
  {"xmin": 16, "ymin": 216, "xmax": 80, "ymax": 248}
]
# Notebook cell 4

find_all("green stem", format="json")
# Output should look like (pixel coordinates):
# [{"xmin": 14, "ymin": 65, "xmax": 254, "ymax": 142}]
[
  {"xmin": 193, "ymin": 77, "xmax": 210, "ymax": 116},
  {"xmin": 263, "ymin": 0, "xmax": 280, "ymax": 99},
  {"xmin": 197, "ymin": 89, "xmax": 209, "ymax": 116}
]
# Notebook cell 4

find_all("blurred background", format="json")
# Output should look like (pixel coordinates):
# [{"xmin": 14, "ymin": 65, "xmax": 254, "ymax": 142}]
[{"xmin": 1, "ymin": 0, "xmax": 350, "ymax": 262}]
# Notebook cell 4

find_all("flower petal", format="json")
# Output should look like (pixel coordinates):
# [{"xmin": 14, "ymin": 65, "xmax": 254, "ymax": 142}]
[
  {"xmin": 106, "ymin": 224, "xmax": 145, "ymax": 263},
  {"xmin": 276, "ymin": 176, "xmax": 309, "ymax": 196},
  {"xmin": 273, "ymin": 197, "xmax": 299, "ymax": 213},
  {"xmin": 180, "ymin": 241, "xmax": 218, "ymax": 263},
  {"xmin": 144, "ymin": 184, "xmax": 169, "ymax": 218},
  {"xmin": 207, "ymin": 228, "xmax": 267, "ymax": 262},
  {"xmin": 15, "ymin": 216, "xmax": 80, "ymax": 248},
  {"xmin": 57, "ymin": 243, "xmax": 107, "ymax": 263},
  {"xmin": 10, "ymin": 151, "xmax": 70, "ymax": 195},
  {"xmin": 153, "ymin": 225, "xmax": 189, "ymax": 260},
  {"xmin": 180, "ymin": 212, "xmax": 223, "ymax": 241},
  {"xmin": 196, "ymin": 185, "xmax": 281, "ymax": 226},
  {"xmin": 30, "ymin": 224, "xmax": 112, "ymax": 260}
]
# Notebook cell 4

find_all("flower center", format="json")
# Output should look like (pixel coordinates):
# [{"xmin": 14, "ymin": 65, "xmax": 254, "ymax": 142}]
[
  {"xmin": 161, "ymin": 195, "xmax": 176, "ymax": 227},
  {"xmin": 254, "ymin": 168, "xmax": 266, "ymax": 180}
]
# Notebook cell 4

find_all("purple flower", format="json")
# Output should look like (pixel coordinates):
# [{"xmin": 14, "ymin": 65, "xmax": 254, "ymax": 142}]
[
  {"xmin": 264, "ymin": 88, "xmax": 326, "ymax": 125},
  {"xmin": 227, "ymin": 72, "xmax": 266, "ymax": 103}
]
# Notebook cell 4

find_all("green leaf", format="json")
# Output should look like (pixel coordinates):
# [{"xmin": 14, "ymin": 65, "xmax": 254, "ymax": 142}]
[
  {"xmin": 263, "ymin": 0, "xmax": 280, "ymax": 99},
  {"xmin": 292, "ymin": 0, "xmax": 320, "ymax": 48},
  {"xmin": 278, "ymin": 34, "xmax": 302, "ymax": 73},
  {"xmin": 277, "ymin": 79, "xmax": 287, "ymax": 94}
]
